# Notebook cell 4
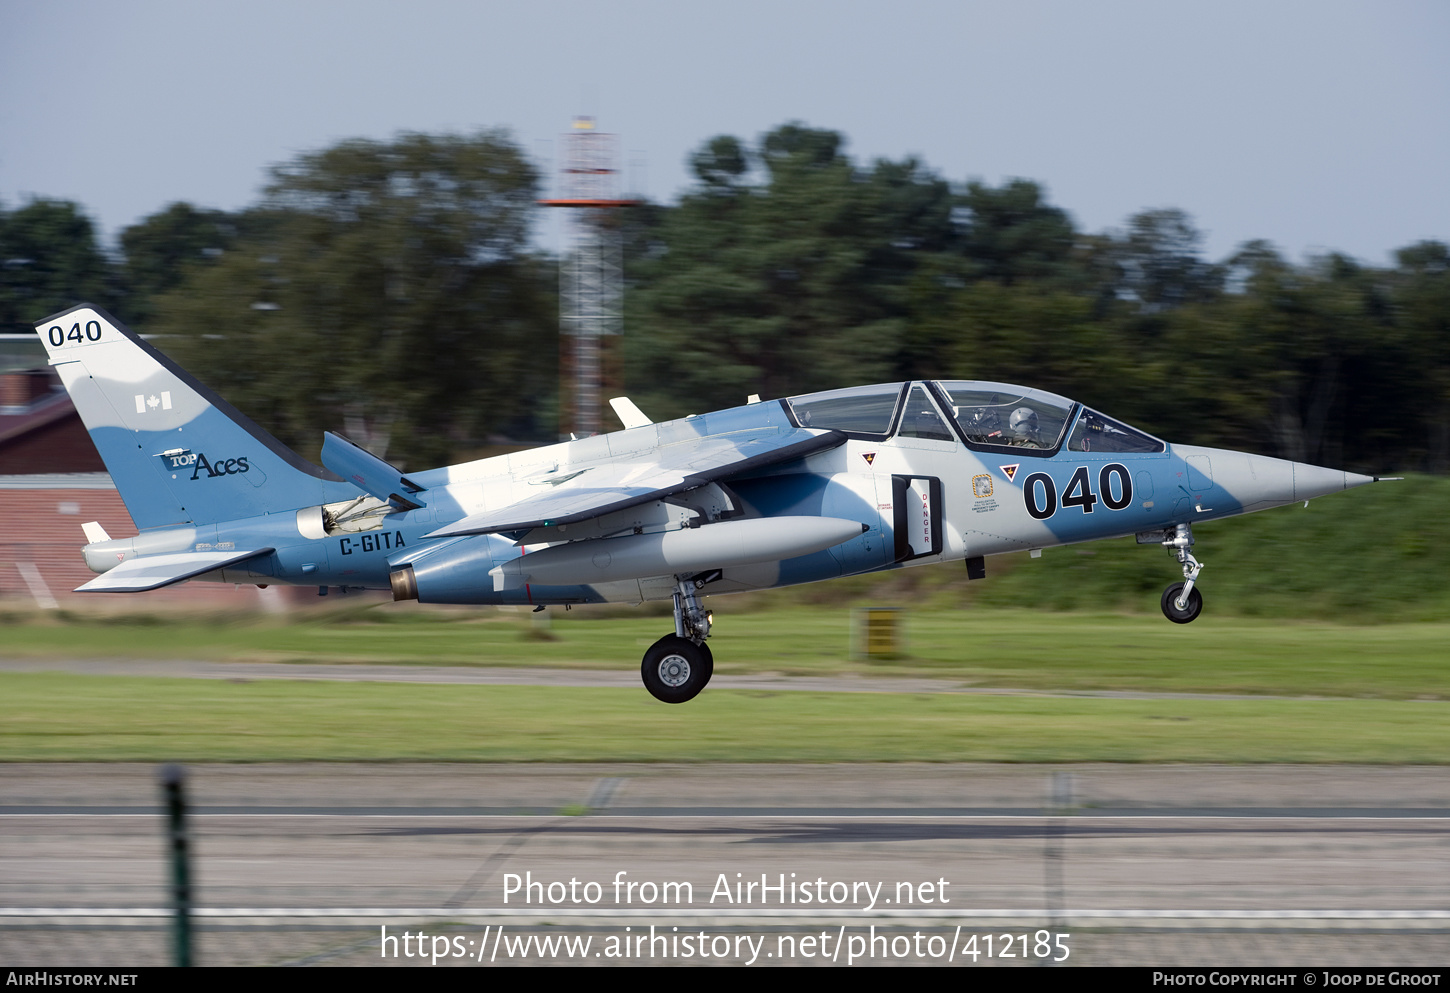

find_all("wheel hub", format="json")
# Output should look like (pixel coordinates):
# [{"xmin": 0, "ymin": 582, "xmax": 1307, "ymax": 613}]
[{"xmin": 658, "ymin": 654, "xmax": 691, "ymax": 687}]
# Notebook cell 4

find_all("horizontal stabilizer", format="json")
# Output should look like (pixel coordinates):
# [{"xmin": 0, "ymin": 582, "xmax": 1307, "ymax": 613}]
[
  {"xmin": 321, "ymin": 432, "xmax": 425, "ymax": 510},
  {"xmin": 427, "ymin": 427, "xmax": 845, "ymax": 538},
  {"xmin": 74, "ymin": 548, "xmax": 276, "ymax": 593}
]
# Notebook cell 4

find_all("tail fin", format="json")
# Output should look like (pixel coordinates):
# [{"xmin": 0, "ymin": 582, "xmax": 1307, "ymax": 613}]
[{"xmin": 35, "ymin": 304, "xmax": 349, "ymax": 530}]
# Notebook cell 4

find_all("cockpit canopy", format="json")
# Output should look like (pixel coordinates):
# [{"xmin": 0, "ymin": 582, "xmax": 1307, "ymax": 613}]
[
  {"xmin": 786, "ymin": 383, "xmax": 903, "ymax": 435},
  {"xmin": 785, "ymin": 380, "xmax": 1164, "ymax": 455},
  {"xmin": 938, "ymin": 382, "xmax": 1075, "ymax": 451}
]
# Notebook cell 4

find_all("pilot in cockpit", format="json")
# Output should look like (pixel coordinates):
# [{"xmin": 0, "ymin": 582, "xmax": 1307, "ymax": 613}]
[
  {"xmin": 1008, "ymin": 406, "xmax": 1042, "ymax": 448},
  {"xmin": 957, "ymin": 404, "xmax": 1044, "ymax": 448},
  {"xmin": 959, "ymin": 406, "xmax": 1003, "ymax": 442}
]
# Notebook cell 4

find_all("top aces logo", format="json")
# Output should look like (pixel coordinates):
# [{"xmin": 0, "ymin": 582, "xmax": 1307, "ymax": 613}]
[{"xmin": 158, "ymin": 450, "xmax": 250, "ymax": 480}]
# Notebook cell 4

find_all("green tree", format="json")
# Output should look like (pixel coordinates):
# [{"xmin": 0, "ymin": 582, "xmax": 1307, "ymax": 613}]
[
  {"xmin": 117, "ymin": 203, "xmax": 246, "ymax": 328},
  {"xmin": 1129, "ymin": 243, "xmax": 1411, "ymax": 471},
  {"xmin": 627, "ymin": 123, "xmax": 953, "ymax": 416},
  {"xmin": 0, "ymin": 199, "xmax": 115, "ymax": 334},
  {"xmin": 956, "ymin": 178, "xmax": 1077, "ymax": 287},
  {"xmin": 1082, "ymin": 209, "xmax": 1223, "ymax": 318},
  {"xmin": 149, "ymin": 131, "xmax": 555, "ymax": 467},
  {"xmin": 1390, "ymin": 240, "xmax": 1450, "ymax": 470},
  {"xmin": 1224, "ymin": 246, "xmax": 1382, "ymax": 466},
  {"xmin": 899, "ymin": 178, "xmax": 1079, "ymax": 379},
  {"xmin": 935, "ymin": 280, "xmax": 1136, "ymax": 409}
]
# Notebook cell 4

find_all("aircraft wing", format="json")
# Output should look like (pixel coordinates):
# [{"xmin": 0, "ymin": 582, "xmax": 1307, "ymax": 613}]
[
  {"xmin": 426, "ymin": 427, "xmax": 845, "ymax": 538},
  {"xmin": 74, "ymin": 548, "xmax": 276, "ymax": 593}
]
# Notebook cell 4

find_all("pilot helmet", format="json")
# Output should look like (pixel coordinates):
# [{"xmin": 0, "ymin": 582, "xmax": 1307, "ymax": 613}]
[
  {"xmin": 965, "ymin": 407, "xmax": 1000, "ymax": 432},
  {"xmin": 1009, "ymin": 406, "xmax": 1039, "ymax": 441}
]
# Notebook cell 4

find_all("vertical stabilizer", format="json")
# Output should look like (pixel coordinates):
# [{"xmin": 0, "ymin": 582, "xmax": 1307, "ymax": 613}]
[{"xmin": 34, "ymin": 305, "xmax": 349, "ymax": 529}]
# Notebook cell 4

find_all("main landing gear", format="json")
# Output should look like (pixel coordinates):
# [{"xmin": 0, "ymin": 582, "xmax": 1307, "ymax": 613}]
[
  {"xmin": 641, "ymin": 576, "xmax": 715, "ymax": 703},
  {"xmin": 1159, "ymin": 523, "xmax": 1205, "ymax": 623}
]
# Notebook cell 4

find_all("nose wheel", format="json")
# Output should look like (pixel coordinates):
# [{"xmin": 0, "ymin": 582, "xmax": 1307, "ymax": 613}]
[
  {"xmin": 1159, "ymin": 523, "xmax": 1205, "ymax": 623},
  {"xmin": 1161, "ymin": 582, "xmax": 1203, "ymax": 623}
]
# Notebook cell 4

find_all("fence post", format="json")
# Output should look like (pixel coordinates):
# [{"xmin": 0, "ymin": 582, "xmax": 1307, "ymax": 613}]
[
  {"xmin": 1045, "ymin": 771, "xmax": 1074, "ymax": 932},
  {"xmin": 160, "ymin": 764, "xmax": 192, "ymax": 967}
]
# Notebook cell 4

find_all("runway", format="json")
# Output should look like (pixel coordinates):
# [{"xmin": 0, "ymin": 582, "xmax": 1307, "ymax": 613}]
[
  {"xmin": 2, "ymin": 764, "xmax": 1447, "ymax": 966},
  {"xmin": 0, "ymin": 655, "xmax": 1398, "ymax": 700}
]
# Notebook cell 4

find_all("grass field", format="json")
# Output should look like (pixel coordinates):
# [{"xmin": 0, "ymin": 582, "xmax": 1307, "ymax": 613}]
[
  {"xmin": 4, "ymin": 607, "xmax": 1448, "ymax": 698},
  {"xmin": 3, "ymin": 671, "xmax": 1448, "ymax": 763},
  {"xmin": 3, "ymin": 606, "xmax": 1449, "ymax": 763}
]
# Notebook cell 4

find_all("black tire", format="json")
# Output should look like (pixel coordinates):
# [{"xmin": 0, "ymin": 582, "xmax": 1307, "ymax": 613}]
[
  {"xmin": 641, "ymin": 635, "xmax": 714, "ymax": 704},
  {"xmin": 1161, "ymin": 582, "xmax": 1204, "ymax": 624}
]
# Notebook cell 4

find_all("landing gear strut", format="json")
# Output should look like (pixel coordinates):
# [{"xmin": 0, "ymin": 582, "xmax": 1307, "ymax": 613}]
[
  {"xmin": 1160, "ymin": 523, "xmax": 1204, "ymax": 623},
  {"xmin": 640, "ymin": 576, "xmax": 715, "ymax": 703}
]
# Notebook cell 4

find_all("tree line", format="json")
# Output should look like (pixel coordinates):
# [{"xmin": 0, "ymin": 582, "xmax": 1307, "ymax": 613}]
[{"xmin": 3, "ymin": 123, "xmax": 1446, "ymax": 474}]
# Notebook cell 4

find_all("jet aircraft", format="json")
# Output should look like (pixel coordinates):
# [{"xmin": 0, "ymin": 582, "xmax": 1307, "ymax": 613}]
[{"xmin": 37, "ymin": 305, "xmax": 1380, "ymax": 703}]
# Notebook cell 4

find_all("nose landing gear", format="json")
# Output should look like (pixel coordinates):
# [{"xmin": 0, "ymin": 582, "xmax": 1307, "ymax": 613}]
[
  {"xmin": 1159, "ymin": 523, "xmax": 1204, "ymax": 623},
  {"xmin": 641, "ymin": 575, "xmax": 715, "ymax": 703}
]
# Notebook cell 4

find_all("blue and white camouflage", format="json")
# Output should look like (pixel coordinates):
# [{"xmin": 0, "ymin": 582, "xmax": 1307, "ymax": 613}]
[{"xmin": 36, "ymin": 304, "xmax": 1379, "ymax": 703}]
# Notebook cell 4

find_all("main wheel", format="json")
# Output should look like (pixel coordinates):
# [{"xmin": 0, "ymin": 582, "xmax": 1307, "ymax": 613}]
[
  {"xmin": 641, "ymin": 635, "xmax": 714, "ymax": 704},
  {"xmin": 1161, "ymin": 582, "xmax": 1204, "ymax": 624}
]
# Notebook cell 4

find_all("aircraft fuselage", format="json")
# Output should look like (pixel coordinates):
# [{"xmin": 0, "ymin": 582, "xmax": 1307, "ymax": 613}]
[{"xmin": 82, "ymin": 393, "xmax": 1365, "ymax": 606}]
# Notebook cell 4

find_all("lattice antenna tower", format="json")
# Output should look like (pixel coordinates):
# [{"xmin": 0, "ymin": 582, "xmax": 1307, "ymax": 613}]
[{"xmin": 540, "ymin": 117, "xmax": 638, "ymax": 438}]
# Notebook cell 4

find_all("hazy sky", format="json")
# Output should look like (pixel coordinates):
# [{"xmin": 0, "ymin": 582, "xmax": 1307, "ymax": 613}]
[{"xmin": 2, "ymin": 0, "xmax": 1446, "ymax": 265}]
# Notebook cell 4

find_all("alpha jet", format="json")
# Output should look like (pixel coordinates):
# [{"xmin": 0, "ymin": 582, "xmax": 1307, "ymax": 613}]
[{"xmin": 39, "ymin": 305, "xmax": 1378, "ymax": 703}]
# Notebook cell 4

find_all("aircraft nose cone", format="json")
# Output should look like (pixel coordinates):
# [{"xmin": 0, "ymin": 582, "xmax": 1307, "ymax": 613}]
[
  {"xmin": 1174, "ymin": 444, "xmax": 1377, "ymax": 514},
  {"xmin": 1293, "ymin": 462, "xmax": 1374, "ymax": 501},
  {"xmin": 1238, "ymin": 453, "xmax": 1375, "ymax": 507}
]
